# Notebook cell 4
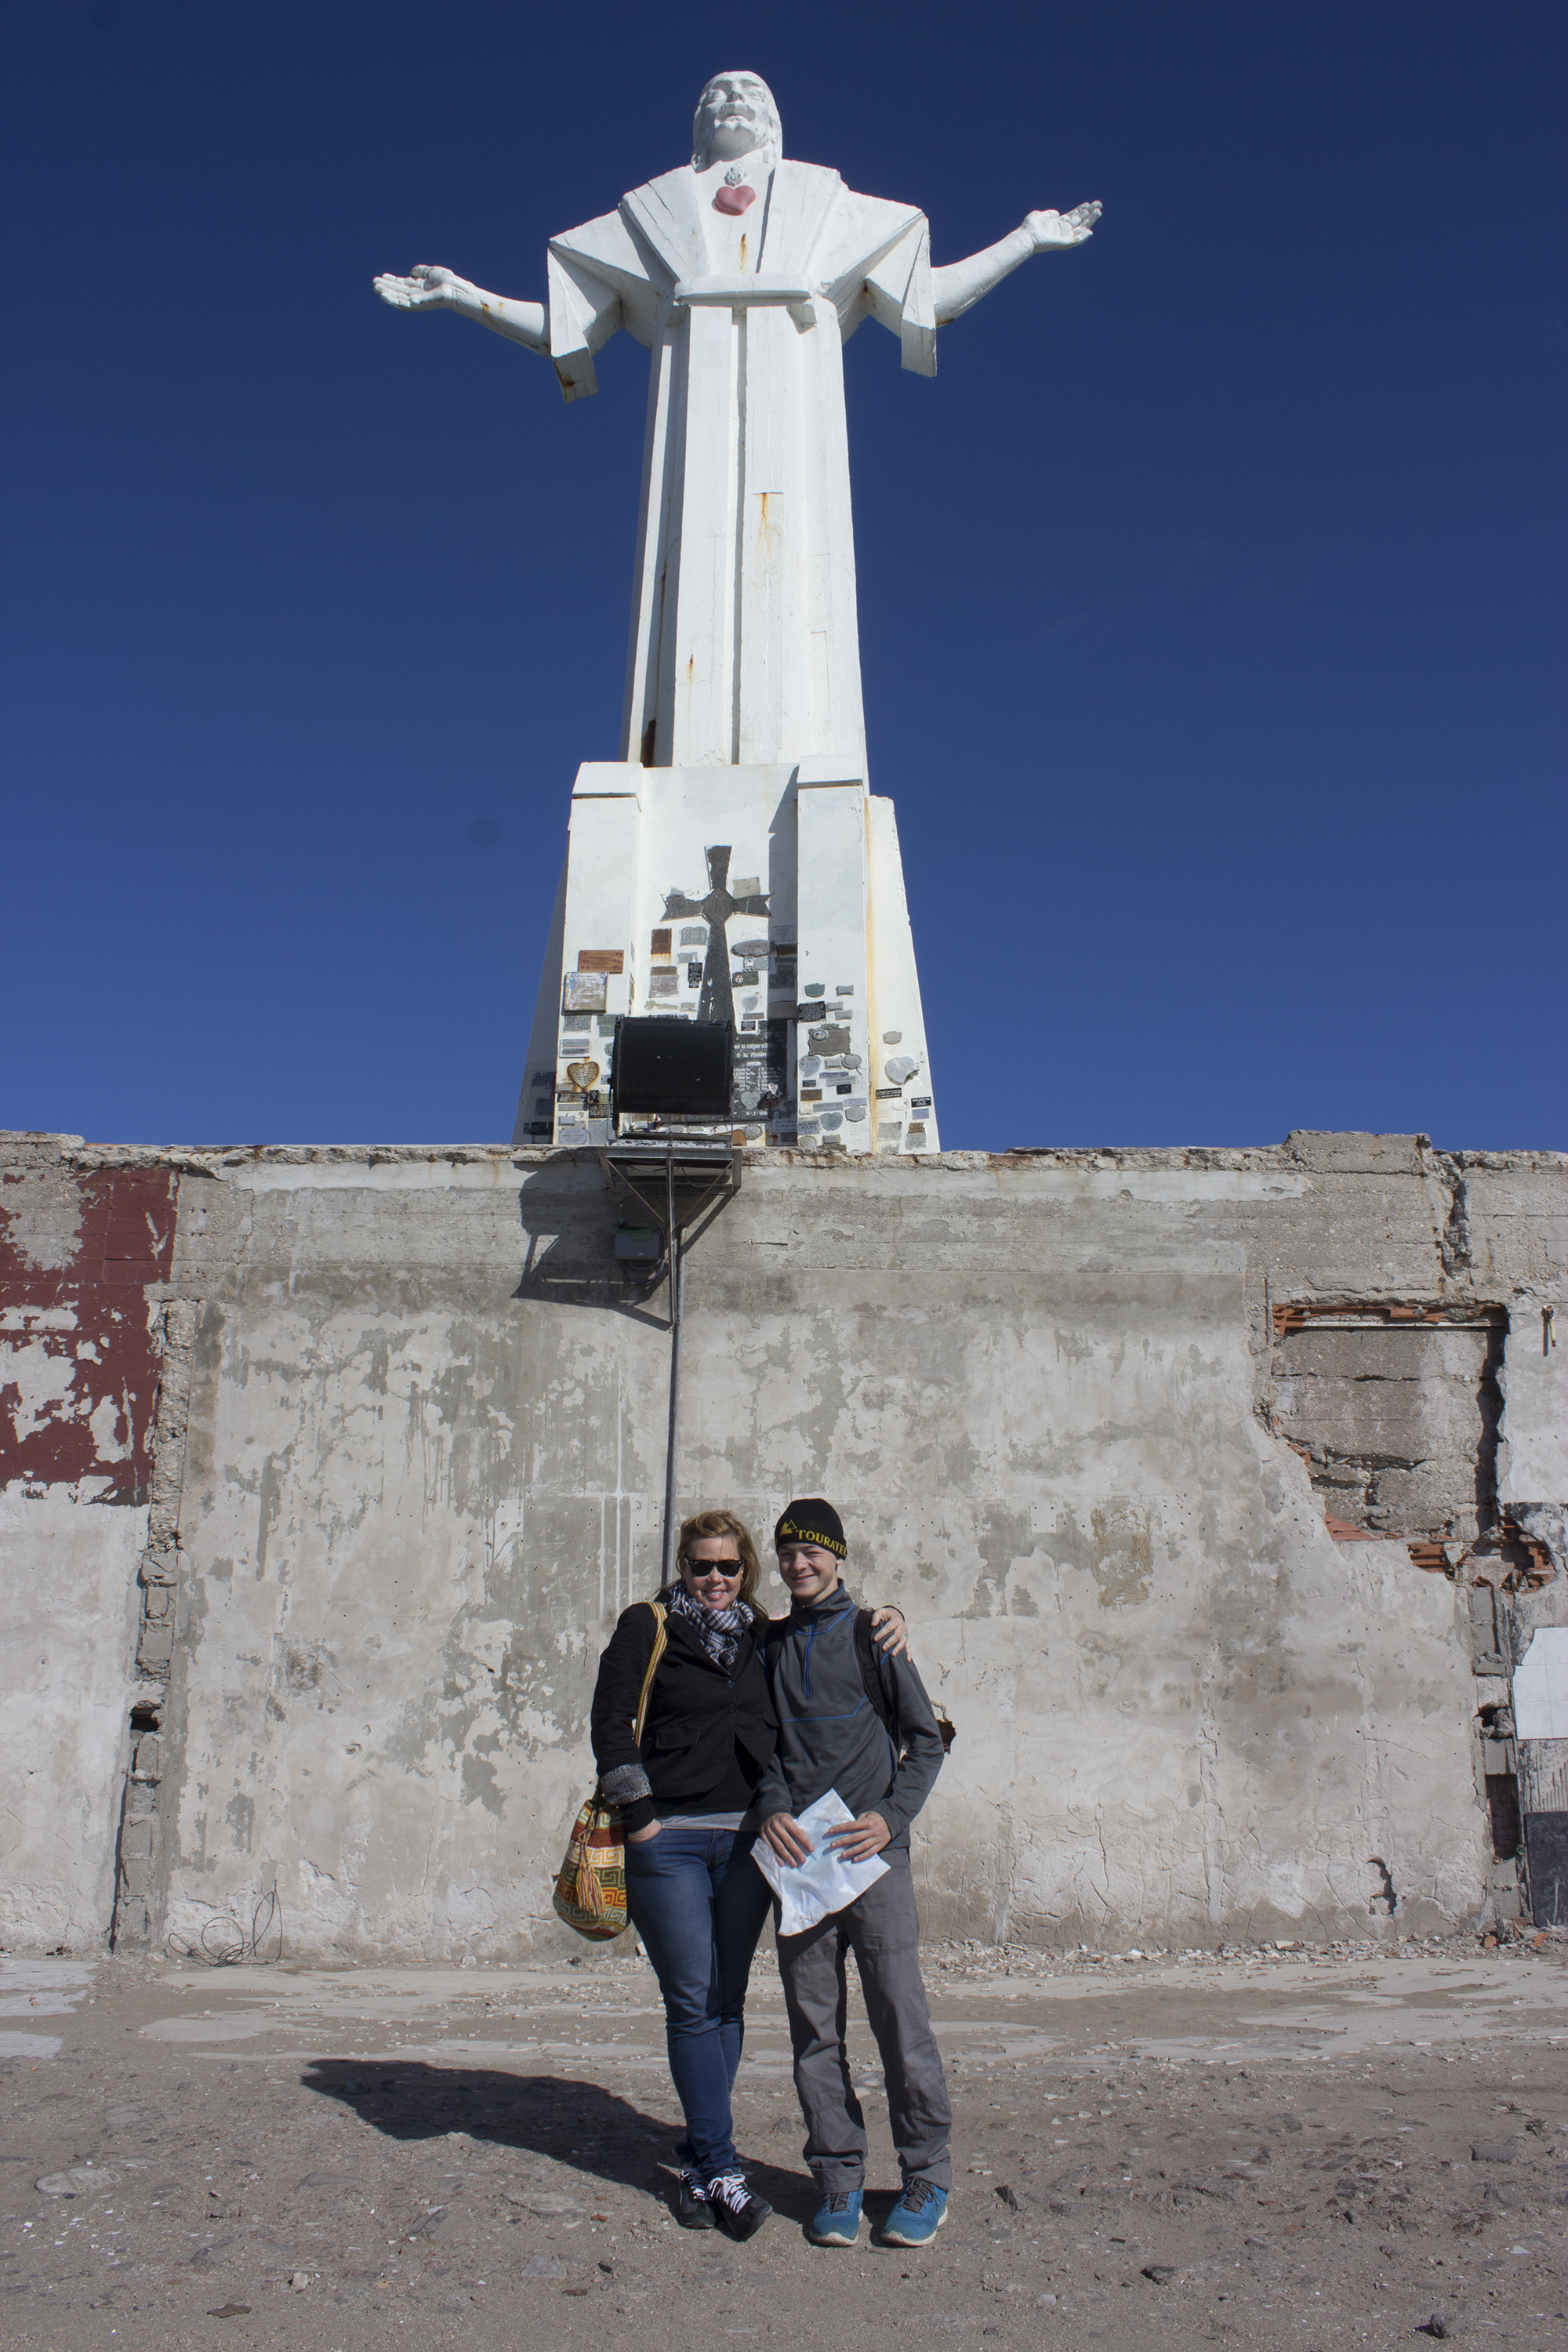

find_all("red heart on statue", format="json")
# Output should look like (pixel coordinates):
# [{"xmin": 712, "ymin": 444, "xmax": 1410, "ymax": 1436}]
[{"xmin": 713, "ymin": 184, "xmax": 755, "ymax": 215}]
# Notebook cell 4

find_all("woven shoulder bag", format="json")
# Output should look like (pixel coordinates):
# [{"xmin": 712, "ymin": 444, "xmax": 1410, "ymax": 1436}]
[{"xmin": 552, "ymin": 1601, "xmax": 667, "ymax": 1941}]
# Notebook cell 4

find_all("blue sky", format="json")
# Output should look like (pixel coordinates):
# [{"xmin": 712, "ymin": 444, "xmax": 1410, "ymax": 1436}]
[{"xmin": 3, "ymin": 0, "xmax": 1564, "ymax": 1150}]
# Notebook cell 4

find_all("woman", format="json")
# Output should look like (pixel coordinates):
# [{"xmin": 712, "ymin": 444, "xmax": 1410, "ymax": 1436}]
[{"xmin": 590, "ymin": 1511, "xmax": 907, "ymax": 2242}]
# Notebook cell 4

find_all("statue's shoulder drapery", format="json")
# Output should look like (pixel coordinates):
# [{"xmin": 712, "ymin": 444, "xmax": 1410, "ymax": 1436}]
[{"xmin": 544, "ymin": 161, "xmax": 936, "ymax": 401}]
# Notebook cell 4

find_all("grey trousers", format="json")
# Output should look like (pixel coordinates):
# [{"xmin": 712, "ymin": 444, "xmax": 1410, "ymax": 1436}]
[{"xmin": 775, "ymin": 1852, "xmax": 953, "ymax": 2193}]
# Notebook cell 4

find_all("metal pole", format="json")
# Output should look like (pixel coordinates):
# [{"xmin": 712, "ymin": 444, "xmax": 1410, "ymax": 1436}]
[
  {"xmin": 662, "ymin": 1244, "xmax": 685, "ymax": 1589},
  {"xmin": 661, "ymin": 1142, "xmax": 683, "ymax": 1588}
]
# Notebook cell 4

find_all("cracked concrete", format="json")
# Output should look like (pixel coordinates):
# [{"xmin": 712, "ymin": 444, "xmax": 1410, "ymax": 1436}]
[{"xmin": 2, "ymin": 1129, "xmax": 1564, "ymax": 1960}]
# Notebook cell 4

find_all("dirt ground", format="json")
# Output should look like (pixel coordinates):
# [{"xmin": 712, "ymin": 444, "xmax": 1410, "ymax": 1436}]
[{"xmin": 2, "ymin": 1925, "xmax": 1564, "ymax": 2352}]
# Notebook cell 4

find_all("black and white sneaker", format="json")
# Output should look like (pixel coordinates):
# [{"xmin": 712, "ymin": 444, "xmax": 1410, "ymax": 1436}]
[
  {"xmin": 706, "ymin": 2169, "xmax": 771, "ymax": 2242},
  {"xmin": 673, "ymin": 2166, "xmax": 716, "ymax": 2229}
]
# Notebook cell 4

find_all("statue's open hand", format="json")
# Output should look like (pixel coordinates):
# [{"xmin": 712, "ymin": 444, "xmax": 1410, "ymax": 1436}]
[
  {"xmin": 1025, "ymin": 201, "xmax": 1102, "ymax": 252},
  {"xmin": 373, "ymin": 263, "xmax": 467, "ymax": 310}
]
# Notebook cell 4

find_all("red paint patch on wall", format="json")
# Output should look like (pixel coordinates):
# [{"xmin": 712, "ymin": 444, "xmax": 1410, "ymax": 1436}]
[{"xmin": 0, "ymin": 1168, "xmax": 178, "ymax": 1503}]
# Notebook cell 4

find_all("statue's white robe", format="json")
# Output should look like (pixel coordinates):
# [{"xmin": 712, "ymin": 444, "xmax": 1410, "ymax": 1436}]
[{"xmin": 545, "ymin": 159, "xmax": 935, "ymax": 772}]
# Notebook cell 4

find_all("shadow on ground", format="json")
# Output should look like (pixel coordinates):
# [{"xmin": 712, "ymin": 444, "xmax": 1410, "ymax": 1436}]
[{"xmin": 301, "ymin": 2062, "xmax": 825, "ymax": 2222}]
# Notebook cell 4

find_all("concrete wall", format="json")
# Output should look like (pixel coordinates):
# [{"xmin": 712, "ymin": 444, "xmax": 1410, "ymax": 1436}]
[
  {"xmin": 0, "ymin": 1157, "xmax": 178, "ymax": 1949},
  {"xmin": 2, "ymin": 1130, "xmax": 1563, "ymax": 1959}
]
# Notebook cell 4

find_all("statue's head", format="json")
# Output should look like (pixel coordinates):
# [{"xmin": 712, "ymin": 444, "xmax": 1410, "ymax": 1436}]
[{"xmin": 691, "ymin": 71, "xmax": 782, "ymax": 172}]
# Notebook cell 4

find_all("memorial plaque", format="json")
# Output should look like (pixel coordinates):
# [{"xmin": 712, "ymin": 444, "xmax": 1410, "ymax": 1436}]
[
  {"xmin": 804, "ymin": 983, "xmax": 826, "ymax": 997},
  {"xmin": 876, "ymin": 1087, "xmax": 903, "ymax": 1100},
  {"xmin": 808, "ymin": 1025, "xmax": 851, "ymax": 1057},
  {"xmin": 731, "ymin": 938, "xmax": 771, "ymax": 959},
  {"xmin": 679, "ymin": 925, "xmax": 709, "ymax": 946},
  {"xmin": 731, "ymin": 1016, "xmax": 789, "ymax": 1119},
  {"xmin": 651, "ymin": 927, "xmax": 673, "ymax": 960},
  {"xmin": 566, "ymin": 1059, "xmax": 601, "ymax": 1088},
  {"xmin": 564, "ymin": 972, "xmax": 608, "ymax": 1012},
  {"xmin": 577, "ymin": 948, "xmax": 624, "ymax": 974},
  {"xmin": 731, "ymin": 876, "xmax": 761, "ymax": 898},
  {"xmin": 647, "ymin": 971, "xmax": 678, "ymax": 1000}
]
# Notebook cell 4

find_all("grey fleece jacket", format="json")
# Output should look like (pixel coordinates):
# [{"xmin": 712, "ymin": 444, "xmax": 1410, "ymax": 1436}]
[{"xmin": 752, "ymin": 1582, "xmax": 945, "ymax": 1849}]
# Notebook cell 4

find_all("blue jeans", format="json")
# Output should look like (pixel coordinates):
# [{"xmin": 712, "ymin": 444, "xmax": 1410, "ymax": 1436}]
[{"xmin": 624, "ymin": 1824, "xmax": 773, "ymax": 2180}]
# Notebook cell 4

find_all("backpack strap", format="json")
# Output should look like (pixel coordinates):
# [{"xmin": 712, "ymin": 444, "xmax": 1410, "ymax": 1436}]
[
  {"xmin": 854, "ymin": 1610, "xmax": 901, "ymax": 1751},
  {"xmin": 855, "ymin": 1612, "xmax": 958, "ymax": 1754}
]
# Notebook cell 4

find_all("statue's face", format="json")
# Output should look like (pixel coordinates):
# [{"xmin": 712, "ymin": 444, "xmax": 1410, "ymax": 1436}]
[{"xmin": 693, "ymin": 73, "xmax": 778, "ymax": 167}]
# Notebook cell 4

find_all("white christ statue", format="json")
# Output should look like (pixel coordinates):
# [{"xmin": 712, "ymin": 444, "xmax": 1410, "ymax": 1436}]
[{"xmin": 376, "ymin": 71, "xmax": 1098, "ymax": 777}]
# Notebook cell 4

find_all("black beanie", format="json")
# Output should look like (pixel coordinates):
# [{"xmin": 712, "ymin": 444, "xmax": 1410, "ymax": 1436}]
[{"xmin": 775, "ymin": 1497, "xmax": 847, "ymax": 1559}]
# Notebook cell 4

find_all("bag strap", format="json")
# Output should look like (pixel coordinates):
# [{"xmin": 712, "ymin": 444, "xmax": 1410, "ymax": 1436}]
[
  {"xmin": 854, "ymin": 1610, "xmax": 900, "ymax": 1750},
  {"xmin": 632, "ymin": 1600, "xmax": 668, "ymax": 1747},
  {"xmin": 855, "ymin": 1610, "xmax": 957, "ymax": 1755}
]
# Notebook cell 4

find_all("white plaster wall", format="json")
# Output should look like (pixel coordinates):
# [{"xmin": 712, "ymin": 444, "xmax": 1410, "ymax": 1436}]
[
  {"xmin": 146, "ymin": 1145, "xmax": 1562, "ymax": 1961},
  {"xmin": 1498, "ymin": 1287, "xmax": 1568, "ymax": 1504},
  {"xmin": 0, "ymin": 1482, "xmax": 143, "ymax": 1948},
  {"xmin": 519, "ymin": 760, "xmax": 938, "ymax": 1152},
  {"xmin": 866, "ymin": 793, "xmax": 938, "ymax": 1153}
]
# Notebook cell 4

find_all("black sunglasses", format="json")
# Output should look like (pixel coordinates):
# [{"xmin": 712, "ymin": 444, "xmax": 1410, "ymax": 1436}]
[{"xmin": 680, "ymin": 1555, "xmax": 743, "ymax": 1576}]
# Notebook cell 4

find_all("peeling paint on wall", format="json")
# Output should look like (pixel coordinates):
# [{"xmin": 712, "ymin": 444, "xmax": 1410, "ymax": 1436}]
[{"xmin": 1, "ymin": 1166, "xmax": 176, "ymax": 1501}]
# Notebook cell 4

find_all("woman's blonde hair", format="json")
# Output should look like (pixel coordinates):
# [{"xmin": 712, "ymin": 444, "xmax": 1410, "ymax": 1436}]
[{"xmin": 667, "ymin": 1509, "xmax": 765, "ymax": 1621}]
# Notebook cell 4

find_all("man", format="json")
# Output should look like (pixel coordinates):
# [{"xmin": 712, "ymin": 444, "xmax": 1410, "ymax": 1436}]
[{"xmin": 756, "ymin": 1499, "xmax": 951, "ymax": 2249}]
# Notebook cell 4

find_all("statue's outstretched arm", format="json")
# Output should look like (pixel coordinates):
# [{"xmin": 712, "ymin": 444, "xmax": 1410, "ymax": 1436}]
[
  {"xmin": 931, "ymin": 201, "xmax": 1101, "ymax": 328},
  {"xmin": 373, "ymin": 263, "xmax": 549, "ymax": 354}
]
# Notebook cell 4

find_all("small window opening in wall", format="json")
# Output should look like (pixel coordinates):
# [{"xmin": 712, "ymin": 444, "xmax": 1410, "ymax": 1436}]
[{"xmin": 1486, "ymin": 1773, "xmax": 1523, "ymax": 1864}]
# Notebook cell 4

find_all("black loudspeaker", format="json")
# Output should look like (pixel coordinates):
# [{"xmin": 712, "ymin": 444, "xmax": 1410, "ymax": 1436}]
[{"xmin": 612, "ymin": 1018, "xmax": 734, "ymax": 1119}]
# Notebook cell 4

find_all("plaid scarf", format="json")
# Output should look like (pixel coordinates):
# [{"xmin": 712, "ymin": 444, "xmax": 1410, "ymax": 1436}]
[{"xmin": 667, "ymin": 1583, "xmax": 749, "ymax": 1671}]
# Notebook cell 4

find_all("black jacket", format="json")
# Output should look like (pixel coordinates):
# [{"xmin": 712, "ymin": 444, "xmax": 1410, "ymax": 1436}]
[{"xmin": 590, "ymin": 1599, "xmax": 779, "ymax": 1835}]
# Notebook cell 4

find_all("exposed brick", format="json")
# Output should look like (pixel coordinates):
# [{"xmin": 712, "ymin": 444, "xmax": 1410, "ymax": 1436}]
[{"xmin": 136, "ymin": 1622, "xmax": 175, "ymax": 1669}]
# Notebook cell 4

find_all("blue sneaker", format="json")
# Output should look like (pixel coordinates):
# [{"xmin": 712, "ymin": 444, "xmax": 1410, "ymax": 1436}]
[
  {"xmin": 878, "ymin": 2180, "xmax": 948, "ymax": 2246},
  {"xmin": 809, "ymin": 2187, "xmax": 863, "ymax": 2246}
]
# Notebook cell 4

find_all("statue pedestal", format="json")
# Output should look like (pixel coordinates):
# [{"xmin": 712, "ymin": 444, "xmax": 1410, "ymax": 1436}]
[{"xmin": 514, "ymin": 760, "xmax": 938, "ymax": 1156}]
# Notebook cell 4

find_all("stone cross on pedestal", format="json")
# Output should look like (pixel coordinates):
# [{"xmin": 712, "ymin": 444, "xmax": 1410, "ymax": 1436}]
[{"xmin": 662, "ymin": 846, "xmax": 771, "ymax": 1029}]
